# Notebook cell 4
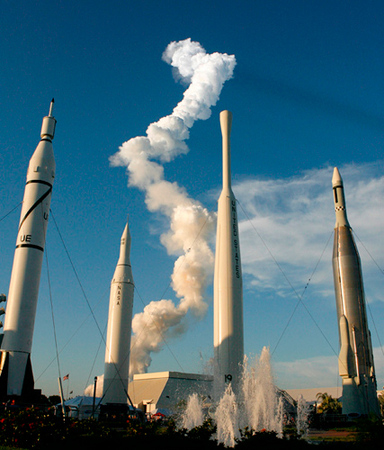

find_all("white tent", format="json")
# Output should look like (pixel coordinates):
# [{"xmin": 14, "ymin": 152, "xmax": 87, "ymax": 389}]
[{"xmin": 56, "ymin": 396, "xmax": 102, "ymax": 419}]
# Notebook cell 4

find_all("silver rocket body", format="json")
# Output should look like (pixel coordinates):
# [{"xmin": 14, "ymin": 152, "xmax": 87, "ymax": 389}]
[
  {"xmin": 0, "ymin": 101, "xmax": 56, "ymax": 397},
  {"xmin": 102, "ymin": 221, "xmax": 134, "ymax": 404},
  {"xmin": 332, "ymin": 167, "xmax": 379, "ymax": 416},
  {"xmin": 213, "ymin": 110, "xmax": 244, "ymax": 397}
]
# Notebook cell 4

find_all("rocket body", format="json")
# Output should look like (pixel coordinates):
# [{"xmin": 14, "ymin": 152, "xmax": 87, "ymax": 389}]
[
  {"xmin": 332, "ymin": 167, "xmax": 379, "ymax": 416},
  {"xmin": 102, "ymin": 221, "xmax": 134, "ymax": 404},
  {"xmin": 0, "ymin": 101, "xmax": 56, "ymax": 397},
  {"xmin": 213, "ymin": 111, "xmax": 244, "ymax": 397}
]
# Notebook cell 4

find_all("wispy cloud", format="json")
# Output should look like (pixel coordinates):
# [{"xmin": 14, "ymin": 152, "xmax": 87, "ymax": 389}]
[
  {"xmin": 273, "ymin": 354, "xmax": 339, "ymax": 389},
  {"xmin": 232, "ymin": 162, "xmax": 384, "ymax": 388},
  {"xmin": 273, "ymin": 345, "xmax": 384, "ymax": 390},
  {"xmin": 234, "ymin": 162, "xmax": 384, "ymax": 303}
]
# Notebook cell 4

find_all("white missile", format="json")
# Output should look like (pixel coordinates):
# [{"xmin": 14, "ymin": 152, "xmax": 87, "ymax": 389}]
[
  {"xmin": 0, "ymin": 100, "xmax": 56, "ymax": 398},
  {"xmin": 213, "ymin": 110, "xmax": 244, "ymax": 397},
  {"xmin": 332, "ymin": 167, "xmax": 380, "ymax": 416},
  {"xmin": 102, "ymin": 220, "xmax": 134, "ymax": 404}
]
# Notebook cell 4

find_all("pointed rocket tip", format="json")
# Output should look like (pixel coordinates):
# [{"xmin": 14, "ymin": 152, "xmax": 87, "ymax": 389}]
[
  {"xmin": 48, "ymin": 99, "xmax": 55, "ymax": 117},
  {"xmin": 332, "ymin": 167, "xmax": 343, "ymax": 187},
  {"xmin": 120, "ymin": 220, "xmax": 130, "ymax": 248}
]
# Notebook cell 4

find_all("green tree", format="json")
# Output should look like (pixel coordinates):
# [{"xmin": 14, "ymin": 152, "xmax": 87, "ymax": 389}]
[{"xmin": 316, "ymin": 392, "xmax": 342, "ymax": 414}]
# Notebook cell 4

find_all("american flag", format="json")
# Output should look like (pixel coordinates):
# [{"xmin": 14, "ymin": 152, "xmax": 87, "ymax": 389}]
[{"xmin": 63, "ymin": 374, "xmax": 69, "ymax": 381}]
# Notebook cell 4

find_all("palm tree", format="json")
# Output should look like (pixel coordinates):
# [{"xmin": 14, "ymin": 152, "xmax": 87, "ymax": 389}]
[{"xmin": 316, "ymin": 392, "xmax": 342, "ymax": 414}]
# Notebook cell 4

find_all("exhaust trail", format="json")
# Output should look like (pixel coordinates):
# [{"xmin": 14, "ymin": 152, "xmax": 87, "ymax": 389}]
[{"xmin": 110, "ymin": 38, "xmax": 236, "ymax": 375}]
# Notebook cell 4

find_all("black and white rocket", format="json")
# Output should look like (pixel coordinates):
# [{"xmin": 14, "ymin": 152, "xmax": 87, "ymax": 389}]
[
  {"xmin": 213, "ymin": 111, "xmax": 244, "ymax": 396},
  {"xmin": 332, "ymin": 167, "xmax": 380, "ymax": 416},
  {"xmin": 0, "ymin": 101, "xmax": 56, "ymax": 398},
  {"xmin": 102, "ymin": 219, "xmax": 134, "ymax": 404}
]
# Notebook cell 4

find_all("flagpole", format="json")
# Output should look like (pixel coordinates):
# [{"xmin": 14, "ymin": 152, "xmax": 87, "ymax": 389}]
[
  {"xmin": 92, "ymin": 376, "xmax": 97, "ymax": 419},
  {"xmin": 58, "ymin": 377, "xmax": 66, "ymax": 420}
]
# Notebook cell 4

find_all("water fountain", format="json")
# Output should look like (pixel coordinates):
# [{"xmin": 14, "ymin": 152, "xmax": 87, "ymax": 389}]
[
  {"xmin": 237, "ymin": 347, "xmax": 284, "ymax": 436},
  {"xmin": 214, "ymin": 384, "xmax": 240, "ymax": 447},
  {"xmin": 181, "ymin": 392, "xmax": 204, "ymax": 430},
  {"xmin": 181, "ymin": 346, "xmax": 288, "ymax": 447},
  {"xmin": 296, "ymin": 394, "xmax": 309, "ymax": 438}
]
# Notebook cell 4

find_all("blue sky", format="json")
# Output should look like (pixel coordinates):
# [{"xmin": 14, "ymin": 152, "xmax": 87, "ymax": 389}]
[{"xmin": 1, "ymin": 0, "xmax": 384, "ymax": 397}]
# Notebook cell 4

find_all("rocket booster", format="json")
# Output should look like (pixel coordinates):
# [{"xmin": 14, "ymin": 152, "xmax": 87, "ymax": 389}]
[
  {"xmin": 332, "ymin": 167, "xmax": 379, "ymax": 416},
  {"xmin": 213, "ymin": 110, "xmax": 244, "ymax": 396},
  {"xmin": 103, "ymin": 220, "xmax": 134, "ymax": 404},
  {"xmin": 0, "ymin": 101, "xmax": 56, "ymax": 397}
]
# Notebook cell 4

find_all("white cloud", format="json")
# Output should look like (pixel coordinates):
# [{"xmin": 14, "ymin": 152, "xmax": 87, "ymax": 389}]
[
  {"xmin": 234, "ymin": 162, "xmax": 384, "ymax": 302},
  {"xmin": 273, "ymin": 345, "xmax": 384, "ymax": 390},
  {"xmin": 233, "ymin": 162, "xmax": 384, "ymax": 389},
  {"xmin": 273, "ymin": 354, "xmax": 339, "ymax": 389}
]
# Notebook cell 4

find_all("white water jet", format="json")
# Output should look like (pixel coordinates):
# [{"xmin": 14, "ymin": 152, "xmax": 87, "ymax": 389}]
[
  {"xmin": 214, "ymin": 347, "xmax": 284, "ymax": 447},
  {"xmin": 214, "ymin": 384, "xmax": 240, "ymax": 448},
  {"xmin": 296, "ymin": 394, "xmax": 309, "ymax": 438},
  {"xmin": 179, "ymin": 347, "xmax": 285, "ymax": 447},
  {"xmin": 239, "ymin": 347, "xmax": 283, "ymax": 435},
  {"xmin": 181, "ymin": 392, "xmax": 204, "ymax": 430}
]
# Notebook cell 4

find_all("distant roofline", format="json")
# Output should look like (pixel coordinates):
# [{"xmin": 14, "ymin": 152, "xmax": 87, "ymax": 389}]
[
  {"xmin": 285, "ymin": 386, "xmax": 343, "ymax": 402},
  {"xmin": 132, "ymin": 371, "xmax": 213, "ymax": 382}
]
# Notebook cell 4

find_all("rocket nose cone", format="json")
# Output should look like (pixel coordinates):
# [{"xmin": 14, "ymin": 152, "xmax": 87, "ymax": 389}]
[
  {"xmin": 121, "ymin": 223, "xmax": 130, "ymax": 244},
  {"xmin": 332, "ymin": 167, "xmax": 343, "ymax": 187},
  {"xmin": 117, "ymin": 222, "xmax": 131, "ymax": 265}
]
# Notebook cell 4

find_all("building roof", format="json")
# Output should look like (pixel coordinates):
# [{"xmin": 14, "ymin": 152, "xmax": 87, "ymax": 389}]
[
  {"xmin": 63, "ymin": 396, "xmax": 102, "ymax": 407},
  {"xmin": 286, "ymin": 387, "xmax": 342, "ymax": 403},
  {"xmin": 128, "ymin": 371, "xmax": 213, "ymax": 412},
  {"xmin": 132, "ymin": 371, "xmax": 213, "ymax": 381}
]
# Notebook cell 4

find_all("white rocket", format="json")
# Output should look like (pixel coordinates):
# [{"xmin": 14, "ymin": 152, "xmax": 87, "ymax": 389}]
[
  {"xmin": 332, "ymin": 167, "xmax": 380, "ymax": 416},
  {"xmin": 0, "ymin": 100, "xmax": 56, "ymax": 398},
  {"xmin": 213, "ymin": 110, "xmax": 244, "ymax": 396},
  {"xmin": 102, "ymin": 220, "xmax": 134, "ymax": 404}
]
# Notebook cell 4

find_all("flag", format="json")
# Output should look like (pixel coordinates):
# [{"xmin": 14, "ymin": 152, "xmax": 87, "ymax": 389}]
[{"xmin": 63, "ymin": 374, "xmax": 69, "ymax": 381}]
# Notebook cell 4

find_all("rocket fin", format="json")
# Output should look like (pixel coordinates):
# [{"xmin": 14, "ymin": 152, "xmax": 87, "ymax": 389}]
[
  {"xmin": 21, "ymin": 354, "xmax": 35, "ymax": 399},
  {"xmin": 338, "ymin": 315, "xmax": 352, "ymax": 378}
]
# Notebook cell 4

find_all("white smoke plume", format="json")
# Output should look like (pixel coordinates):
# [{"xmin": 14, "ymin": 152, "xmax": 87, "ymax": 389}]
[
  {"xmin": 84, "ymin": 375, "xmax": 104, "ymax": 397},
  {"xmin": 110, "ymin": 39, "xmax": 236, "ymax": 375}
]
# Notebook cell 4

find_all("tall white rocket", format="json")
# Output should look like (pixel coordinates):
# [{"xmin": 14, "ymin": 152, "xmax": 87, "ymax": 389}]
[
  {"xmin": 213, "ymin": 110, "xmax": 244, "ymax": 396},
  {"xmin": 0, "ymin": 101, "xmax": 56, "ymax": 398},
  {"xmin": 332, "ymin": 167, "xmax": 380, "ymax": 416},
  {"xmin": 102, "ymin": 220, "xmax": 134, "ymax": 404}
]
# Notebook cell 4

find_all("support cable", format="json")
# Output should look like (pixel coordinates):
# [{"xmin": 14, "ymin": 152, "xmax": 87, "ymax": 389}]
[
  {"xmin": 236, "ymin": 199, "xmax": 338, "ymax": 357},
  {"xmin": 353, "ymin": 230, "xmax": 384, "ymax": 359},
  {"xmin": 50, "ymin": 209, "xmax": 105, "ymax": 343},
  {"xmin": 44, "ymin": 232, "xmax": 63, "ymax": 385},
  {"xmin": 0, "ymin": 202, "xmax": 22, "ymax": 223},
  {"xmin": 40, "ymin": 208, "xmax": 211, "ymax": 400}
]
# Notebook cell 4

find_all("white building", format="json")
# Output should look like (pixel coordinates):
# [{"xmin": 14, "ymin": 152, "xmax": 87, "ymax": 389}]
[{"xmin": 128, "ymin": 371, "xmax": 213, "ymax": 414}]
